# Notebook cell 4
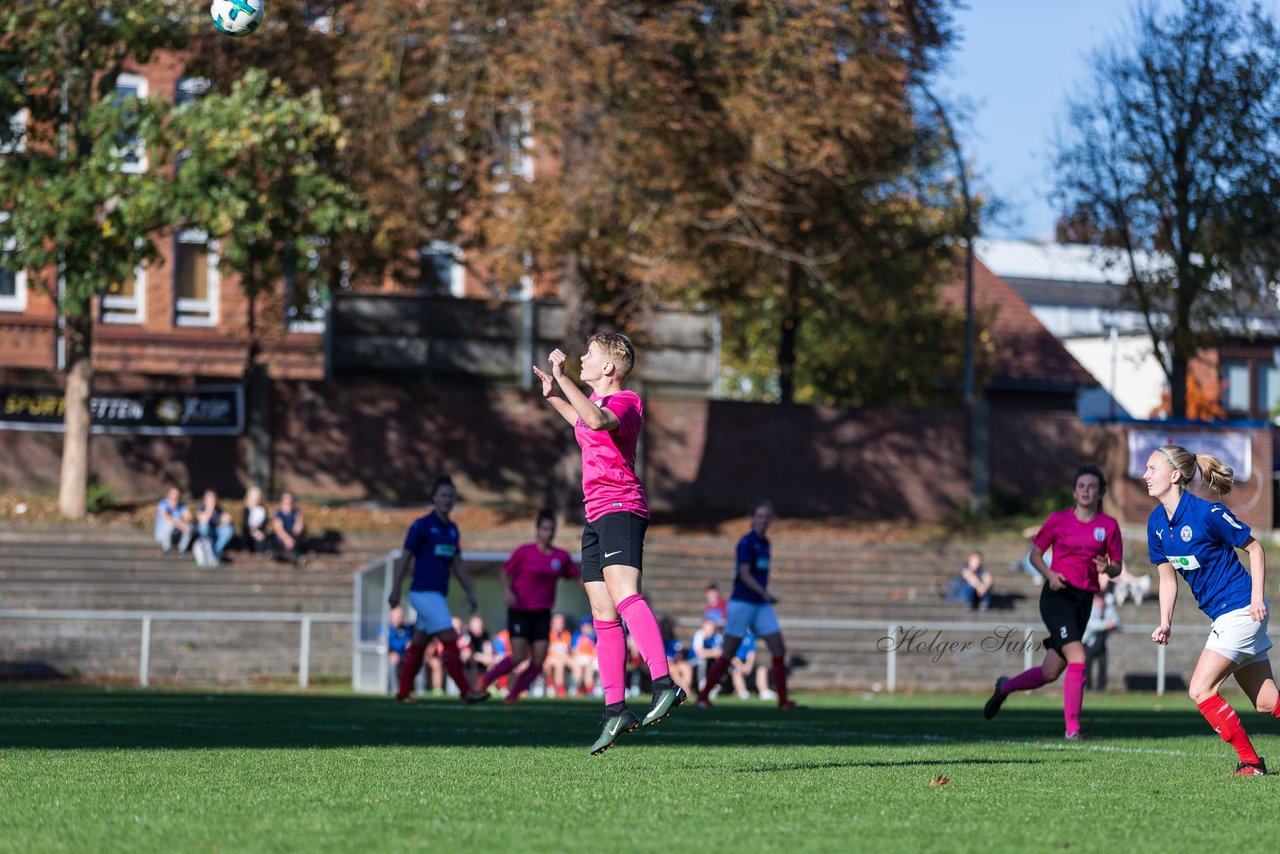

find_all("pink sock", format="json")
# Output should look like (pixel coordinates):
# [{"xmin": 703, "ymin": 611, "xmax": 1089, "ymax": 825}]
[
  {"xmin": 1063, "ymin": 662, "xmax": 1085, "ymax": 735},
  {"xmin": 1002, "ymin": 665, "xmax": 1048, "ymax": 694},
  {"xmin": 594, "ymin": 618, "xmax": 627, "ymax": 705},
  {"xmin": 507, "ymin": 663, "xmax": 540, "ymax": 699},
  {"xmin": 617, "ymin": 594, "xmax": 670, "ymax": 680},
  {"xmin": 482, "ymin": 655, "xmax": 516, "ymax": 688}
]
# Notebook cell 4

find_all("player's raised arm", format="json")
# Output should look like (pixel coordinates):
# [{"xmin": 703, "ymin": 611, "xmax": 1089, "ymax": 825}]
[
  {"xmin": 532, "ymin": 362, "xmax": 579, "ymax": 426},
  {"xmin": 549, "ymin": 348, "xmax": 618, "ymax": 431}
]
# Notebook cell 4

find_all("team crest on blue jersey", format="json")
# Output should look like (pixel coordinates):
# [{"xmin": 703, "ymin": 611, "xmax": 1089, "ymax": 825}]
[
  {"xmin": 1093, "ymin": 527, "xmax": 1105, "ymax": 541},
  {"xmin": 1180, "ymin": 525, "xmax": 1193, "ymax": 542}
]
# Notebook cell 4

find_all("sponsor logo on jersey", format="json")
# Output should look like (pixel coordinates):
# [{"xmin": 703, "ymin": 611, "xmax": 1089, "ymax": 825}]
[
  {"xmin": 1167, "ymin": 554, "xmax": 1201, "ymax": 571},
  {"xmin": 1214, "ymin": 507, "xmax": 1244, "ymax": 530}
]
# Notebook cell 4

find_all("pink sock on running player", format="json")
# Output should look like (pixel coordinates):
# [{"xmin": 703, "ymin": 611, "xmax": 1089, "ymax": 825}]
[
  {"xmin": 1002, "ymin": 665, "xmax": 1048, "ymax": 694},
  {"xmin": 482, "ymin": 655, "xmax": 516, "ymax": 688},
  {"xmin": 1063, "ymin": 662, "xmax": 1085, "ymax": 735},
  {"xmin": 616, "ymin": 594, "xmax": 670, "ymax": 680},
  {"xmin": 507, "ymin": 663, "xmax": 541, "ymax": 699},
  {"xmin": 594, "ymin": 618, "xmax": 627, "ymax": 705}
]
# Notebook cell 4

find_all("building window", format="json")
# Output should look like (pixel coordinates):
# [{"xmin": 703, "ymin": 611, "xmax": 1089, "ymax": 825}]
[
  {"xmin": 1221, "ymin": 359, "xmax": 1251, "ymax": 414},
  {"xmin": 114, "ymin": 72, "xmax": 148, "ymax": 173},
  {"xmin": 102, "ymin": 266, "xmax": 145, "ymax": 324},
  {"xmin": 0, "ymin": 240, "xmax": 26, "ymax": 312},
  {"xmin": 1, "ymin": 107, "xmax": 27, "ymax": 155},
  {"xmin": 284, "ymin": 240, "xmax": 328, "ymax": 333},
  {"xmin": 174, "ymin": 76, "xmax": 211, "ymax": 108},
  {"xmin": 1258, "ymin": 362, "xmax": 1280, "ymax": 420},
  {"xmin": 418, "ymin": 241, "xmax": 464, "ymax": 297},
  {"xmin": 174, "ymin": 229, "xmax": 219, "ymax": 327}
]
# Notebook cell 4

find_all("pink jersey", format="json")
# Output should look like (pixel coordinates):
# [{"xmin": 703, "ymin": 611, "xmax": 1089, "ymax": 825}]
[
  {"xmin": 1033, "ymin": 508, "xmax": 1123, "ymax": 592},
  {"xmin": 575, "ymin": 390, "xmax": 649, "ymax": 523},
  {"xmin": 503, "ymin": 543, "xmax": 580, "ymax": 611}
]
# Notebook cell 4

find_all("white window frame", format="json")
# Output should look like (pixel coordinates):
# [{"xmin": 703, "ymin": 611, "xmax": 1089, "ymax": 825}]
[
  {"xmin": 285, "ymin": 239, "xmax": 328, "ymax": 334},
  {"xmin": 102, "ymin": 265, "xmax": 145, "ymax": 324},
  {"xmin": 114, "ymin": 72, "xmax": 148, "ymax": 174},
  {"xmin": 174, "ymin": 229, "xmax": 219, "ymax": 327},
  {"xmin": 174, "ymin": 76, "xmax": 211, "ymax": 108},
  {"xmin": 0, "ymin": 236, "xmax": 27, "ymax": 313},
  {"xmin": 1, "ymin": 107, "xmax": 27, "ymax": 155},
  {"xmin": 420, "ymin": 241, "xmax": 465, "ymax": 297}
]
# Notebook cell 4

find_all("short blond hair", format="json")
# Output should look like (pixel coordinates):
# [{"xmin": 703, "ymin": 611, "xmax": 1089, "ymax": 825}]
[{"xmin": 589, "ymin": 332, "xmax": 635, "ymax": 379}]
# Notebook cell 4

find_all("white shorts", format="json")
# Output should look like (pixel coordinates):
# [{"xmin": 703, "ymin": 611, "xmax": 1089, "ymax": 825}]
[
  {"xmin": 408, "ymin": 590, "xmax": 454, "ymax": 636},
  {"xmin": 725, "ymin": 600, "xmax": 780, "ymax": 639},
  {"xmin": 1205, "ymin": 605, "xmax": 1272, "ymax": 666}
]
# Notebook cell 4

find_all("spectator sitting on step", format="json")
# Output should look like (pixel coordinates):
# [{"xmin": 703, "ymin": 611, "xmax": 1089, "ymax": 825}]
[
  {"xmin": 690, "ymin": 618, "xmax": 725, "ymax": 696},
  {"xmin": 703, "ymin": 582, "xmax": 728, "ymax": 627},
  {"xmin": 154, "ymin": 486, "xmax": 193, "ymax": 555},
  {"xmin": 270, "ymin": 491, "xmax": 308, "ymax": 566},
  {"xmin": 193, "ymin": 489, "xmax": 236, "ymax": 567},
  {"xmin": 240, "ymin": 486, "xmax": 270, "ymax": 554},
  {"xmin": 959, "ymin": 550, "xmax": 994, "ymax": 611},
  {"xmin": 659, "ymin": 615, "xmax": 693, "ymax": 694}
]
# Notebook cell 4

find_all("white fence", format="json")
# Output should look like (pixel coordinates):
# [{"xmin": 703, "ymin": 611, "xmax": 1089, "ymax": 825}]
[{"xmin": 0, "ymin": 608, "xmax": 351, "ymax": 688}]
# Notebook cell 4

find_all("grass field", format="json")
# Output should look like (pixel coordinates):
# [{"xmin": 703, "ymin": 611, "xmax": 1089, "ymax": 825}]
[{"xmin": 2, "ymin": 685, "xmax": 1277, "ymax": 853}]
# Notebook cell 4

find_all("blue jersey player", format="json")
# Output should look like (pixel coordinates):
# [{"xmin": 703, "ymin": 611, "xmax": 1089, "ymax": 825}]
[
  {"xmin": 695, "ymin": 500, "xmax": 796, "ymax": 709},
  {"xmin": 1145, "ymin": 445, "xmax": 1276, "ymax": 776},
  {"xmin": 388, "ymin": 475, "xmax": 489, "ymax": 705}
]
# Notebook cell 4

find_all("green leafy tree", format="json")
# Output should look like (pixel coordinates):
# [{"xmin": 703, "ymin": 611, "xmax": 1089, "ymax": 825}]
[
  {"xmin": 168, "ymin": 69, "xmax": 366, "ymax": 342},
  {"xmin": 0, "ymin": 1, "xmax": 196, "ymax": 519},
  {"xmin": 0, "ymin": 3, "xmax": 365, "ymax": 517},
  {"xmin": 1053, "ymin": 0, "xmax": 1280, "ymax": 418}
]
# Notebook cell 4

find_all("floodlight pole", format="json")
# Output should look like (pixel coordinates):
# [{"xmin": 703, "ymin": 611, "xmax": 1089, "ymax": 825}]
[{"xmin": 921, "ymin": 85, "xmax": 985, "ymax": 514}]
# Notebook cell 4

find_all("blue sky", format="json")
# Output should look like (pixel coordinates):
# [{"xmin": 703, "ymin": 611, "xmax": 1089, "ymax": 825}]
[
  {"xmin": 940, "ymin": 1, "xmax": 1280, "ymax": 241},
  {"xmin": 940, "ymin": 0, "xmax": 1133, "ymax": 240}
]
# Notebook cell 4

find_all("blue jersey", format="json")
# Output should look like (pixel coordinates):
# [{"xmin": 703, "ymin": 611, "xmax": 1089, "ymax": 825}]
[
  {"xmin": 1146, "ymin": 491, "xmax": 1254, "ymax": 620},
  {"xmin": 404, "ymin": 510, "xmax": 460, "ymax": 594},
  {"xmin": 732, "ymin": 531, "xmax": 771, "ymax": 604}
]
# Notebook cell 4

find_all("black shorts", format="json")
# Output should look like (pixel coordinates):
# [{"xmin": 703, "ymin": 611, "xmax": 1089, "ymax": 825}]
[
  {"xmin": 508, "ymin": 608, "xmax": 552, "ymax": 642},
  {"xmin": 1040, "ymin": 583, "xmax": 1094, "ymax": 653},
  {"xmin": 580, "ymin": 512, "xmax": 647, "ymax": 583}
]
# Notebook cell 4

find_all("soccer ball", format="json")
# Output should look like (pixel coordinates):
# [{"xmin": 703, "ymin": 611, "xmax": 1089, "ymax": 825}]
[{"xmin": 210, "ymin": 0, "xmax": 264, "ymax": 37}]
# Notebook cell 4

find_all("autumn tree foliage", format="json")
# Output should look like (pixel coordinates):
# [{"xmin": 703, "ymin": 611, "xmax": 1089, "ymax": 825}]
[{"xmin": 192, "ymin": 1, "xmax": 972, "ymax": 405}]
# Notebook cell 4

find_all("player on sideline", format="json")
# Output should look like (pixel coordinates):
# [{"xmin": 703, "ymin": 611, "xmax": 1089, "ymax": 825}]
[
  {"xmin": 532, "ymin": 333, "xmax": 686, "ymax": 755},
  {"xmin": 1145, "ymin": 445, "xmax": 1277, "ymax": 776},
  {"xmin": 477, "ymin": 509, "xmax": 581, "ymax": 703},
  {"xmin": 984, "ymin": 465, "xmax": 1122, "ymax": 738},
  {"xmin": 694, "ymin": 500, "xmax": 797, "ymax": 709},
  {"xmin": 388, "ymin": 475, "xmax": 489, "ymax": 704}
]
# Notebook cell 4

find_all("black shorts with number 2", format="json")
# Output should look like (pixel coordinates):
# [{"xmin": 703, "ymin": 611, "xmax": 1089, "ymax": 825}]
[
  {"xmin": 580, "ymin": 512, "xmax": 647, "ymax": 583},
  {"xmin": 1040, "ymin": 583, "xmax": 1094, "ymax": 653}
]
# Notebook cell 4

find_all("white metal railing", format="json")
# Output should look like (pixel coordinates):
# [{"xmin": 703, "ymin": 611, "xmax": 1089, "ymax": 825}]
[
  {"xmin": 677, "ymin": 617, "xmax": 1182, "ymax": 695},
  {"xmin": 0, "ymin": 609, "xmax": 351, "ymax": 688}
]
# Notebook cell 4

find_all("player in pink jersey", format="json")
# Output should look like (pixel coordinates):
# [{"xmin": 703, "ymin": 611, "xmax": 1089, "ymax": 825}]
[
  {"xmin": 983, "ymin": 465, "xmax": 1123, "ymax": 738},
  {"xmin": 477, "ymin": 509, "xmax": 581, "ymax": 703},
  {"xmin": 533, "ymin": 332, "xmax": 686, "ymax": 755}
]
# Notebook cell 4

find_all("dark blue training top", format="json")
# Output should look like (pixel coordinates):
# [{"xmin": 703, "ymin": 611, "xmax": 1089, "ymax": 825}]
[
  {"xmin": 732, "ymin": 530, "xmax": 771, "ymax": 604},
  {"xmin": 1147, "ymin": 491, "xmax": 1255, "ymax": 620},
  {"xmin": 404, "ymin": 510, "xmax": 460, "ymax": 594}
]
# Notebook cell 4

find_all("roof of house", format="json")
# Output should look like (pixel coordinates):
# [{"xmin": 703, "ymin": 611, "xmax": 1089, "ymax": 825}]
[{"xmin": 942, "ymin": 253, "xmax": 1096, "ymax": 391}]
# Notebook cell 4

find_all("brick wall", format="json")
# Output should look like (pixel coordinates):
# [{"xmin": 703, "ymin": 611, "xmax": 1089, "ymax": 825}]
[{"xmin": 1, "ymin": 373, "xmax": 1273, "ymax": 528}]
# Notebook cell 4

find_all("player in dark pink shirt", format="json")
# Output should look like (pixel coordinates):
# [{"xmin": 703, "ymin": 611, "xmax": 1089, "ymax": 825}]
[
  {"xmin": 477, "ymin": 510, "xmax": 580, "ymax": 703},
  {"xmin": 984, "ymin": 465, "xmax": 1123, "ymax": 738},
  {"xmin": 533, "ymin": 332, "xmax": 686, "ymax": 754}
]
